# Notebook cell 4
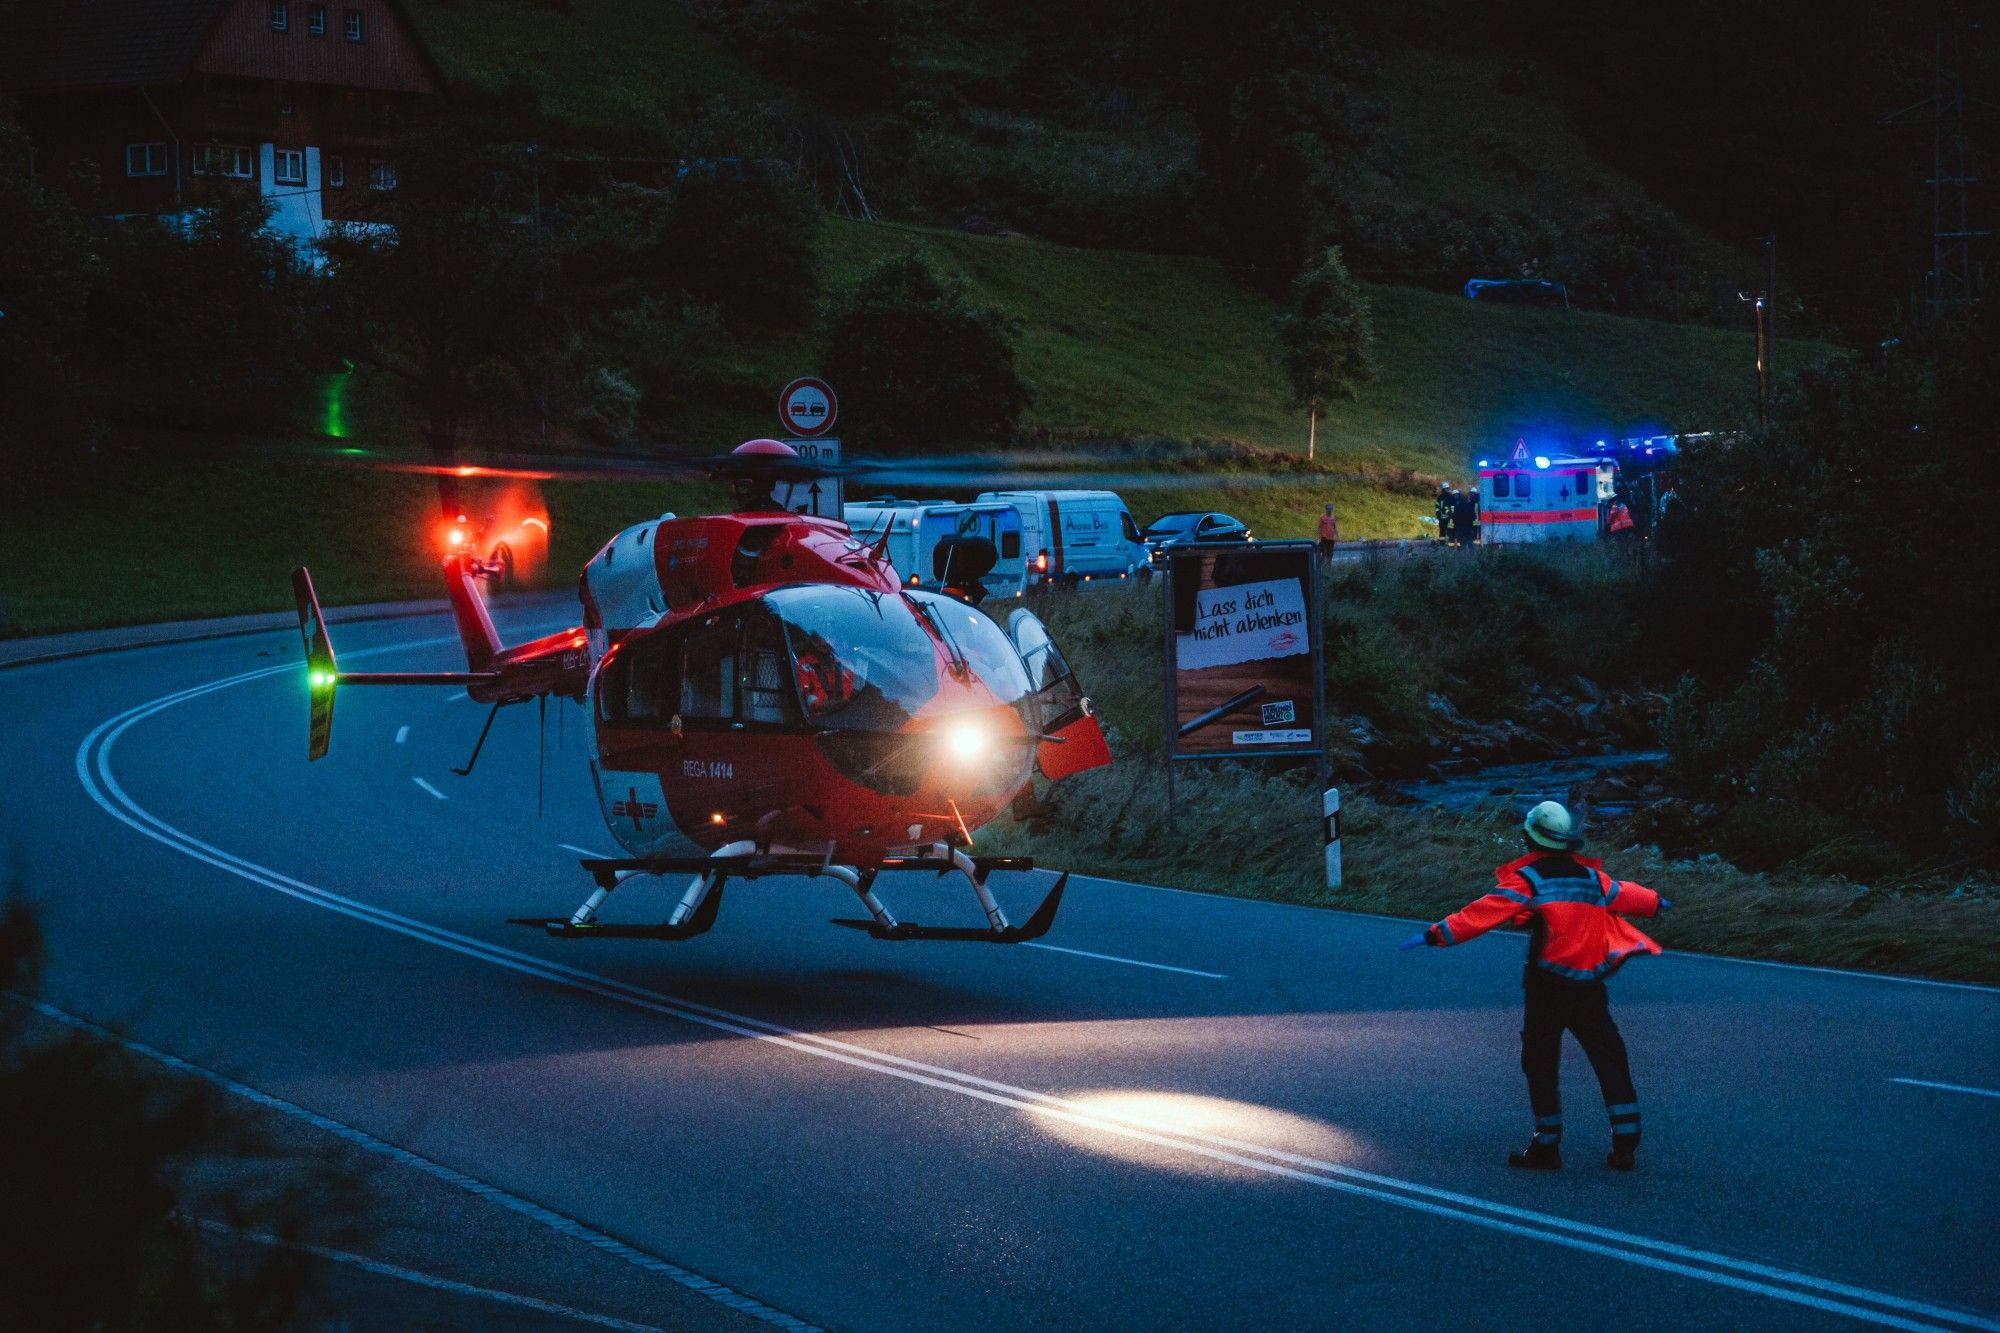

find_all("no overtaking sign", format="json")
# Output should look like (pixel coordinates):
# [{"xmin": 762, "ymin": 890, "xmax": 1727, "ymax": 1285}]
[{"xmin": 779, "ymin": 377, "xmax": 837, "ymax": 437}]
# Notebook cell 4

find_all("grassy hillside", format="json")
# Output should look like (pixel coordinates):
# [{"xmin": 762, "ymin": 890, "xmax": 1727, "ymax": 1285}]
[
  {"xmin": 402, "ymin": 0, "xmax": 751, "ymax": 142},
  {"xmin": 811, "ymin": 219, "xmax": 1837, "ymax": 472}
]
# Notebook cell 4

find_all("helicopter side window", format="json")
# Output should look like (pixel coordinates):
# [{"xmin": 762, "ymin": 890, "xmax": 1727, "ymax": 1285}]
[
  {"xmin": 740, "ymin": 611, "xmax": 799, "ymax": 726},
  {"xmin": 680, "ymin": 617, "xmax": 738, "ymax": 721},
  {"xmin": 597, "ymin": 630, "xmax": 680, "ymax": 725}
]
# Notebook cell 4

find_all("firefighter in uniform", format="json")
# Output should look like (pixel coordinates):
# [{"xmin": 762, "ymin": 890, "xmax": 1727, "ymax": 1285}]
[
  {"xmin": 1435, "ymin": 483, "xmax": 1456, "ymax": 544},
  {"xmin": 1402, "ymin": 801, "xmax": 1669, "ymax": 1170}
]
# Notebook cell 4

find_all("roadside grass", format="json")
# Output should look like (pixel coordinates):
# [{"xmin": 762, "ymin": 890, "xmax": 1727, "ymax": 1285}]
[
  {"xmin": 0, "ymin": 450, "xmax": 722, "ymax": 636},
  {"xmin": 976, "ymin": 569, "xmax": 2000, "ymax": 983}
]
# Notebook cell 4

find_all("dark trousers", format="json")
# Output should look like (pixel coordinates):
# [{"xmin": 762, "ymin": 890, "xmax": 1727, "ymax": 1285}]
[{"xmin": 1521, "ymin": 969, "xmax": 1639, "ymax": 1139}]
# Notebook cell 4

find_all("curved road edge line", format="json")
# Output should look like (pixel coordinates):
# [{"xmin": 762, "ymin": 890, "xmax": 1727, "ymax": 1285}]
[{"xmin": 71, "ymin": 658, "xmax": 2000, "ymax": 1333}]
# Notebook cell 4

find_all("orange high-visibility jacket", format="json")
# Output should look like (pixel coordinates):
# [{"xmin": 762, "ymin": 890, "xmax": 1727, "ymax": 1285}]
[{"xmin": 1430, "ymin": 852, "xmax": 1662, "ymax": 981}]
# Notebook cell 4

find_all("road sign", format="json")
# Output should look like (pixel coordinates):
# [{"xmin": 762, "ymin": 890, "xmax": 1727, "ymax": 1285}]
[
  {"xmin": 778, "ymin": 436, "xmax": 842, "ymax": 518},
  {"xmin": 778, "ymin": 377, "xmax": 837, "ymax": 437}
]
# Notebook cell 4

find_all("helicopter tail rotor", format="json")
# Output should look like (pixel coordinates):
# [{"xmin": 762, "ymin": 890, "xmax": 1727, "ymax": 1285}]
[{"xmin": 292, "ymin": 567, "xmax": 340, "ymax": 762}]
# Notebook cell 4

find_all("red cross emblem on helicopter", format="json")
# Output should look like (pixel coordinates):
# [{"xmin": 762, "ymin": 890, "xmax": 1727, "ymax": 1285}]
[{"xmin": 610, "ymin": 787, "xmax": 658, "ymax": 830}]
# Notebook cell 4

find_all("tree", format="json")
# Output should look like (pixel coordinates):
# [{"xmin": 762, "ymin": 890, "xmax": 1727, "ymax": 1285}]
[
  {"xmin": 319, "ymin": 125, "xmax": 556, "ymax": 511},
  {"xmin": 818, "ymin": 251, "xmax": 1032, "ymax": 450},
  {"xmin": 0, "ymin": 112, "xmax": 98, "ymax": 482},
  {"xmin": 1184, "ymin": 5, "xmax": 1381, "ymax": 280},
  {"xmin": 1275, "ymin": 245, "xmax": 1374, "ymax": 459}
]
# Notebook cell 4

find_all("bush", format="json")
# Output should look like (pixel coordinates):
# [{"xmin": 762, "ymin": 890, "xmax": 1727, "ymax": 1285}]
[
  {"xmin": 818, "ymin": 251, "xmax": 1032, "ymax": 450},
  {"xmin": 1650, "ymin": 326, "xmax": 2000, "ymax": 865},
  {"xmin": 0, "ymin": 895, "xmax": 347, "ymax": 1330}
]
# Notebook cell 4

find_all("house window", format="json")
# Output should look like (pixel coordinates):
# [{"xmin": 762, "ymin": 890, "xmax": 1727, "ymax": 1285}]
[
  {"xmin": 125, "ymin": 142, "xmax": 169, "ymax": 177},
  {"xmin": 278, "ymin": 82, "xmax": 296, "ymax": 115},
  {"xmin": 308, "ymin": 3, "xmax": 326, "ymax": 33},
  {"xmin": 367, "ymin": 161, "xmax": 397, "ymax": 191},
  {"xmin": 192, "ymin": 143, "xmax": 255, "ymax": 179},
  {"xmin": 344, "ymin": 8, "xmax": 363, "ymax": 40},
  {"xmin": 274, "ymin": 150, "xmax": 306, "ymax": 185},
  {"xmin": 326, "ymin": 155, "xmax": 344, "ymax": 188},
  {"xmin": 270, "ymin": 1, "xmax": 288, "ymax": 30}
]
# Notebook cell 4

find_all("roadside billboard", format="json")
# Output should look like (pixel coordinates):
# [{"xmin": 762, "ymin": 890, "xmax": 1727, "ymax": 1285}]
[{"xmin": 1163, "ymin": 542, "xmax": 1323, "ymax": 761}]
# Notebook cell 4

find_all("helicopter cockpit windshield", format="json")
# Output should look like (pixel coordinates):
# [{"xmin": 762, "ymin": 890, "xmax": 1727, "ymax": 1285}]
[{"xmin": 767, "ymin": 585, "xmax": 941, "ymax": 730}]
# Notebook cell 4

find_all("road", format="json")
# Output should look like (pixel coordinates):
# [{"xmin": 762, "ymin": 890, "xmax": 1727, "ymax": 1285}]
[{"xmin": 1, "ymin": 600, "xmax": 1995, "ymax": 1332}]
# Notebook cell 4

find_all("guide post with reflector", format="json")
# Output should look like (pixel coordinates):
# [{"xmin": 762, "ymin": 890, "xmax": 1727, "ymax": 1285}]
[{"xmin": 1323, "ymin": 787, "xmax": 1343, "ymax": 889}]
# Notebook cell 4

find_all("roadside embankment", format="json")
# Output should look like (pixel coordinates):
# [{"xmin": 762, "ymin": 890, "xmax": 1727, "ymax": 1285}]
[{"xmin": 978, "ymin": 553, "xmax": 2000, "ymax": 983}]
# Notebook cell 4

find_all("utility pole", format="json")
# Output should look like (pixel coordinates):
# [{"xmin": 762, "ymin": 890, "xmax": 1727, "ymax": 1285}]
[
  {"xmin": 1738, "ymin": 289, "xmax": 1769, "ymax": 426},
  {"xmin": 1885, "ymin": 6, "xmax": 1990, "ymax": 328},
  {"xmin": 1926, "ymin": 15, "xmax": 1987, "ymax": 324}
]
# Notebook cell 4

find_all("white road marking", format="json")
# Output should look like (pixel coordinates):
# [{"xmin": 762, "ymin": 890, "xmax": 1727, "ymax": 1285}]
[
  {"xmin": 560, "ymin": 843, "xmax": 613, "ymax": 859},
  {"xmin": 27, "ymin": 999, "xmax": 815, "ymax": 1332},
  {"xmin": 74, "ymin": 664, "xmax": 2000, "ymax": 1333},
  {"xmin": 412, "ymin": 777, "xmax": 448, "ymax": 801},
  {"xmin": 1077, "ymin": 872, "xmax": 2000, "ymax": 995},
  {"xmin": 1024, "ymin": 942, "xmax": 1227, "ymax": 979},
  {"xmin": 1892, "ymin": 1077, "xmax": 2000, "ymax": 1100},
  {"xmin": 395, "ymin": 725, "xmax": 410, "ymax": 744},
  {"xmin": 195, "ymin": 1220, "xmax": 669, "ymax": 1333}
]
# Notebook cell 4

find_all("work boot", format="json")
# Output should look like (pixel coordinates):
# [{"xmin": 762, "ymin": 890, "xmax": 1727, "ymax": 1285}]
[
  {"xmin": 1606, "ymin": 1136, "xmax": 1639, "ymax": 1171},
  {"xmin": 1508, "ymin": 1140, "xmax": 1563, "ymax": 1170}
]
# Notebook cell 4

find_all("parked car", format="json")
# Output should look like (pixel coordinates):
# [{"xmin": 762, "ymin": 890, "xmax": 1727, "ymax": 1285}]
[
  {"xmin": 1140, "ymin": 510, "xmax": 1252, "ymax": 563},
  {"xmin": 974, "ymin": 490, "xmax": 1150, "ymax": 587}
]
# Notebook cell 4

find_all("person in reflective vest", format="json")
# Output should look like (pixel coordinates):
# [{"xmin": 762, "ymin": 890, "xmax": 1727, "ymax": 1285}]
[{"xmin": 1401, "ymin": 800, "xmax": 1669, "ymax": 1170}]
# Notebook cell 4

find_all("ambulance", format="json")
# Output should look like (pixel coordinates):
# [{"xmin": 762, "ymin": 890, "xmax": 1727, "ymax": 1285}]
[{"xmin": 1476, "ymin": 440, "xmax": 1615, "ymax": 544}]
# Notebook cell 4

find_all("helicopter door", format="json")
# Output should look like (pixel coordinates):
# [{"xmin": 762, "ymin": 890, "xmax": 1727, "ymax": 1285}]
[{"xmin": 1005, "ymin": 608, "xmax": 1111, "ymax": 781}]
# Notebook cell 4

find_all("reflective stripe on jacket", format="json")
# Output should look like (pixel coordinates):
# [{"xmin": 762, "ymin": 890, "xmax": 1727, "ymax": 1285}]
[{"xmin": 1432, "ymin": 853, "xmax": 1662, "ymax": 981}]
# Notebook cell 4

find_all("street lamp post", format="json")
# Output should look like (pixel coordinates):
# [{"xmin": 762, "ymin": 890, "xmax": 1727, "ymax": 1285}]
[{"xmin": 1738, "ymin": 289, "xmax": 1769, "ymax": 427}]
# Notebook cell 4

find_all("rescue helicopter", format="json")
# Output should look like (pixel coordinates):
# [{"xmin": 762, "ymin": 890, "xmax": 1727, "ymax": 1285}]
[{"xmin": 290, "ymin": 440, "xmax": 1113, "ymax": 945}]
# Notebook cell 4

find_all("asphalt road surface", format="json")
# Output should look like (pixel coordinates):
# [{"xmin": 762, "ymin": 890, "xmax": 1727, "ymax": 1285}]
[{"xmin": 2, "ymin": 600, "xmax": 1996, "ymax": 1332}]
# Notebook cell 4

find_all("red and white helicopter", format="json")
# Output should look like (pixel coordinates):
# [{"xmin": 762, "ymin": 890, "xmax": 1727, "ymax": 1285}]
[{"xmin": 291, "ymin": 440, "xmax": 1112, "ymax": 944}]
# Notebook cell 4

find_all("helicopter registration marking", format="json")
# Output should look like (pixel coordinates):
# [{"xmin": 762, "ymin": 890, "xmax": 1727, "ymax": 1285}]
[{"xmin": 682, "ymin": 759, "xmax": 734, "ymax": 780}]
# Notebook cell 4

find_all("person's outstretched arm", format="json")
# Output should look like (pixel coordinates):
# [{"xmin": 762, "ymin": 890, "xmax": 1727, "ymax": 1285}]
[
  {"xmin": 1410, "ymin": 870, "xmax": 1534, "ymax": 948},
  {"xmin": 1601, "ymin": 874, "xmax": 1665, "ymax": 917}
]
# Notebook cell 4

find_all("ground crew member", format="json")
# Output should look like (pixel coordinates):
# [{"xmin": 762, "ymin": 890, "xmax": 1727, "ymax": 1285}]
[
  {"xmin": 1316, "ymin": 502, "xmax": 1340, "ymax": 566},
  {"xmin": 1436, "ymin": 484, "xmax": 1456, "ymax": 544},
  {"xmin": 1401, "ymin": 800, "xmax": 1670, "ymax": 1170},
  {"xmin": 1452, "ymin": 487, "xmax": 1477, "ymax": 548}
]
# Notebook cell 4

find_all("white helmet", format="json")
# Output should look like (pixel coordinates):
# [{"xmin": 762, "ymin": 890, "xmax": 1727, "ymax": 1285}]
[{"xmin": 1524, "ymin": 800, "xmax": 1581, "ymax": 851}]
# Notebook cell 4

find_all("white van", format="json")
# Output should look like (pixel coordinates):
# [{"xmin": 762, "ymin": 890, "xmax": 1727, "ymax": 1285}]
[
  {"xmin": 843, "ymin": 498, "xmax": 1029, "ymax": 599},
  {"xmin": 975, "ymin": 490, "xmax": 1150, "ymax": 587}
]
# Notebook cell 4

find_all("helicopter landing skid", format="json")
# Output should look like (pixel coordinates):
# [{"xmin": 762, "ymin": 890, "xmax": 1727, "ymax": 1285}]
[{"xmin": 507, "ymin": 845, "xmax": 1063, "ymax": 943}]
